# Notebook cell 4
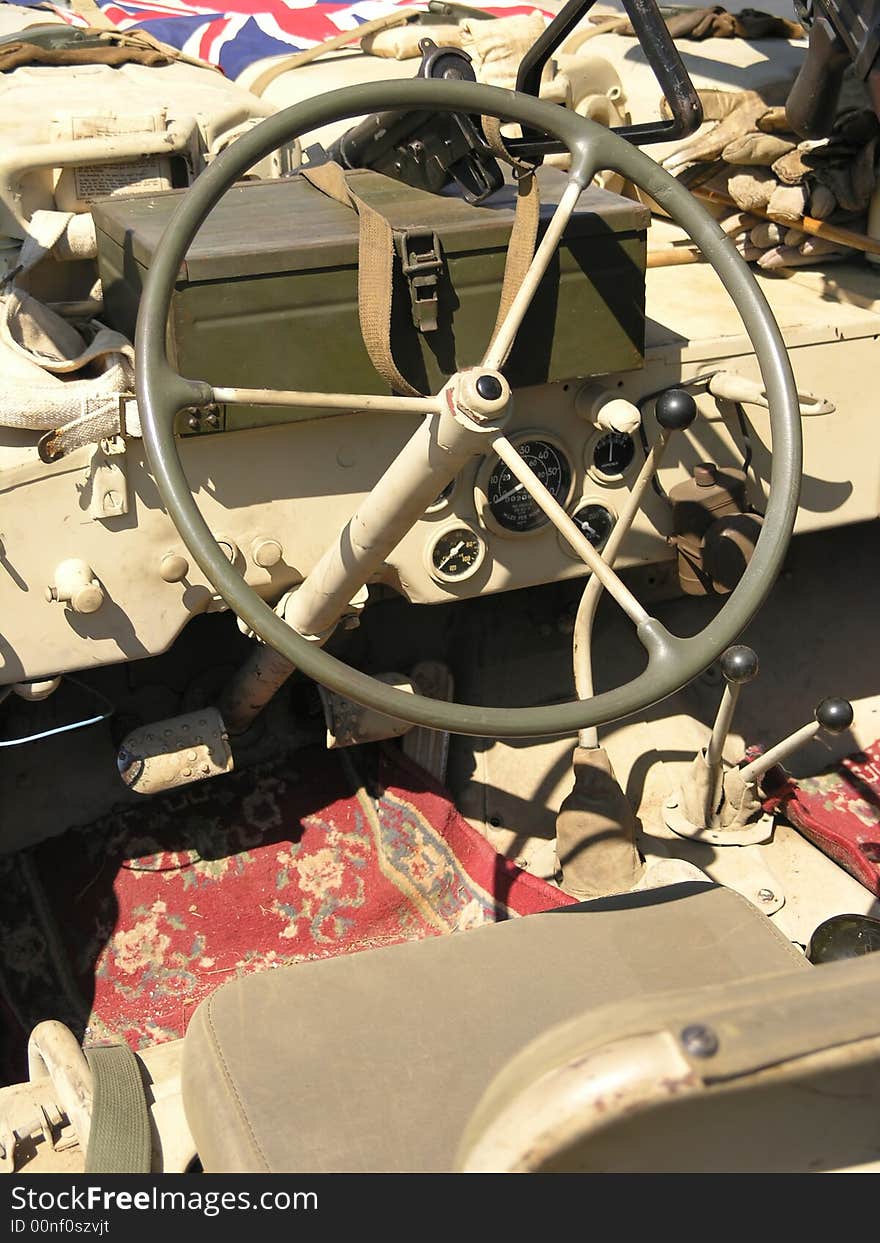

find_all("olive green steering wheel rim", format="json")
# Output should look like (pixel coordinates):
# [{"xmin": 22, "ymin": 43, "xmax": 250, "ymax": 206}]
[{"xmin": 135, "ymin": 79, "xmax": 801, "ymax": 739}]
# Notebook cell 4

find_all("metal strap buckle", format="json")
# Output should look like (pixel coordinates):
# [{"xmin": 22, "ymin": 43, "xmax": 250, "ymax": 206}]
[{"xmin": 396, "ymin": 228, "xmax": 443, "ymax": 333}]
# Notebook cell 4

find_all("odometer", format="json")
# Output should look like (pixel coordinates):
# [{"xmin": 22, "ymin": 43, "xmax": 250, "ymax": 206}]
[{"xmin": 483, "ymin": 438, "xmax": 573, "ymax": 534}]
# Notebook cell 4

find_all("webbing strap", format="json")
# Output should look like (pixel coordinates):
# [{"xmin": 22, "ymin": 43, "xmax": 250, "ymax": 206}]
[
  {"xmin": 250, "ymin": 9, "xmax": 419, "ymax": 96},
  {"xmin": 480, "ymin": 116, "xmax": 540, "ymax": 354},
  {"xmin": 84, "ymin": 1045, "xmax": 152, "ymax": 1173},
  {"xmin": 301, "ymin": 161, "xmax": 422, "ymax": 397}
]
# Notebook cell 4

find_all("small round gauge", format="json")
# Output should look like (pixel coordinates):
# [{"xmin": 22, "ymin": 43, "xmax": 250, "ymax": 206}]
[
  {"xmin": 425, "ymin": 478, "xmax": 456, "ymax": 514},
  {"xmin": 571, "ymin": 502, "xmax": 615, "ymax": 551},
  {"xmin": 482, "ymin": 438, "xmax": 573, "ymax": 534},
  {"xmin": 590, "ymin": 431, "xmax": 636, "ymax": 480},
  {"xmin": 428, "ymin": 525, "xmax": 486, "ymax": 583}
]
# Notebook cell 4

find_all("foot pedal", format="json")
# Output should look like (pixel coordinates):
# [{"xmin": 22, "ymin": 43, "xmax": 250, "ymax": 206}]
[{"xmin": 117, "ymin": 707, "xmax": 233, "ymax": 795}]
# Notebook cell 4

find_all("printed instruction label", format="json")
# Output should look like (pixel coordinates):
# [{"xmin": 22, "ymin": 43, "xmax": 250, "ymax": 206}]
[{"xmin": 74, "ymin": 159, "xmax": 167, "ymax": 203}]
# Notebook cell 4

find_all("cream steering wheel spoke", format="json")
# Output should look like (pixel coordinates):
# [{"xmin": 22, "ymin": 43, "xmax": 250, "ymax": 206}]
[
  {"xmin": 489, "ymin": 432, "xmax": 650, "ymax": 629},
  {"xmin": 210, "ymin": 385, "xmax": 442, "ymax": 418},
  {"xmin": 481, "ymin": 176, "xmax": 584, "ymax": 373}
]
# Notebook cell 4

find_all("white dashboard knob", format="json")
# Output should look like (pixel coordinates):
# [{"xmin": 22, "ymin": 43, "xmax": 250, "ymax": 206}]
[{"xmin": 46, "ymin": 558, "xmax": 105, "ymax": 614}]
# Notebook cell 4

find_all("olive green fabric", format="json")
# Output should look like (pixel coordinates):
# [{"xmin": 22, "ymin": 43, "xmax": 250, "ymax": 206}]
[
  {"xmin": 84, "ymin": 1045, "xmax": 152, "ymax": 1174},
  {"xmin": 182, "ymin": 882, "xmax": 806, "ymax": 1172}
]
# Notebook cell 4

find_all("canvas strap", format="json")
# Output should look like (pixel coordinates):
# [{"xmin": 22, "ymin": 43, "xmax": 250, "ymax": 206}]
[
  {"xmin": 84, "ymin": 1045, "xmax": 152, "ymax": 1173},
  {"xmin": 250, "ymin": 8, "xmax": 419, "ymax": 96},
  {"xmin": 302, "ymin": 140, "xmax": 540, "ymax": 395},
  {"xmin": 301, "ymin": 161, "xmax": 423, "ymax": 396},
  {"xmin": 480, "ymin": 116, "xmax": 540, "ymax": 353}
]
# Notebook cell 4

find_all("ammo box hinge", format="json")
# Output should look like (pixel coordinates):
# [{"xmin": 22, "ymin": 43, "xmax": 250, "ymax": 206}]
[{"xmin": 395, "ymin": 228, "xmax": 443, "ymax": 334}]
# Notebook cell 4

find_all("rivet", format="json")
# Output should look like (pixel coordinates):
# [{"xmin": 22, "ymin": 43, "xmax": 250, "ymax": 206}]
[
  {"xmin": 181, "ymin": 768, "xmax": 192, "ymax": 779},
  {"xmin": 680, "ymin": 1024, "xmax": 719, "ymax": 1058}
]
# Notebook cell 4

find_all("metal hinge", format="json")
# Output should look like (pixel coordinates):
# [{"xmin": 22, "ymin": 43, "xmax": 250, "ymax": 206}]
[{"xmin": 395, "ymin": 228, "xmax": 443, "ymax": 334}]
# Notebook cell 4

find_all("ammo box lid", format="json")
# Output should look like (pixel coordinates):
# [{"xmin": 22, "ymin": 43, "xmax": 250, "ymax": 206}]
[{"xmin": 92, "ymin": 166, "xmax": 649, "ymax": 284}]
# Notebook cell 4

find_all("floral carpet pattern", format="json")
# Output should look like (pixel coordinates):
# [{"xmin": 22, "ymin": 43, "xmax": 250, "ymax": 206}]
[{"xmin": 0, "ymin": 745, "xmax": 571, "ymax": 1079}]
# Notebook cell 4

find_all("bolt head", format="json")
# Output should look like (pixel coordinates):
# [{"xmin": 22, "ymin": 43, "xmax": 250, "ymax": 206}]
[
  {"xmin": 680, "ymin": 1024, "xmax": 719, "ymax": 1058},
  {"xmin": 720, "ymin": 644, "xmax": 759, "ymax": 685},
  {"xmin": 655, "ymin": 388, "xmax": 697, "ymax": 430},
  {"xmin": 815, "ymin": 697, "xmax": 853, "ymax": 733},
  {"xmin": 475, "ymin": 374, "xmax": 503, "ymax": 402}
]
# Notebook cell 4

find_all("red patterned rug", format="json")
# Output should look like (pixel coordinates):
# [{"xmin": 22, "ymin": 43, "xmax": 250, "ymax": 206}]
[
  {"xmin": 0, "ymin": 745, "xmax": 571, "ymax": 1082},
  {"xmin": 764, "ymin": 739, "xmax": 880, "ymax": 898}
]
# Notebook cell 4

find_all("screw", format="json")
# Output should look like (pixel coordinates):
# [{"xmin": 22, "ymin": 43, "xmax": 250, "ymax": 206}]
[
  {"xmin": 186, "ymin": 412, "xmax": 201, "ymax": 432},
  {"xmin": 680, "ymin": 1024, "xmax": 719, "ymax": 1058},
  {"xmin": 757, "ymin": 888, "xmax": 775, "ymax": 903}
]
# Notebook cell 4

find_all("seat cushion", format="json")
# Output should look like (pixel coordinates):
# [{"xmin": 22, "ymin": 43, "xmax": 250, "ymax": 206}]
[{"xmin": 181, "ymin": 881, "xmax": 807, "ymax": 1172}]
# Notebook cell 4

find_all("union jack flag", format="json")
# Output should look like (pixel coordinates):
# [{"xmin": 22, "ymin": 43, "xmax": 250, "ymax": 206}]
[{"xmin": 20, "ymin": 0, "xmax": 551, "ymax": 80}]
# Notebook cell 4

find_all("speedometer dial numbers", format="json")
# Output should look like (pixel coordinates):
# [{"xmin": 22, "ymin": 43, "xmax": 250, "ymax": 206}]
[{"xmin": 478, "ymin": 436, "xmax": 574, "ymax": 535}]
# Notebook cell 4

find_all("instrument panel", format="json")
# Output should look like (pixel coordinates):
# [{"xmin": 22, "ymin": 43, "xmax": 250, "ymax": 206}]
[{"xmin": 403, "ymin": 386, "xmax": 645, "ymax": 600}]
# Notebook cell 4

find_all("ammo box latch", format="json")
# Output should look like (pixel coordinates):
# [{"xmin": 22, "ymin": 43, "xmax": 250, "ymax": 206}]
[{"xmin": 395, "ymin": 228, "xmax": 443, "ymax": 333}]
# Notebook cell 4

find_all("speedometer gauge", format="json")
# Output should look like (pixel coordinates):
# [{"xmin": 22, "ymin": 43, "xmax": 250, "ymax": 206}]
[{"xmin": 480, "ymin": 437, "xmax": 573, "ymax": 535}]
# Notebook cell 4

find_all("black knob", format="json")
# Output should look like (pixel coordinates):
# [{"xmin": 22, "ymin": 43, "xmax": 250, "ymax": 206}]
[
  {"xmin": 815, "ymin": 697, "xmax": 853, "ymax": 733},
  {"xmin": 655, "ymin": 388, "xmax": 697, "ymax": 430},
  {"xmin": 475, "ymin": 374, "xmax": 503, "ymax": 402},
  {"xmin": 719, "ymin": 644, "xmax": 759, "ymax": 685}
]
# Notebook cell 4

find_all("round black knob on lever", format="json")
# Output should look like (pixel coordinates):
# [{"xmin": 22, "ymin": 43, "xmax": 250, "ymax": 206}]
[
  {"xmin": 719, "ymin": 644, "xmax": 759, "ymax": 685},
  {"xmin": 655, "ymin": 388, "xmax": 697, "ymax": 430},
  {"xmin": 816, "ymin": 697, "xmax": 854, "ymax": 734}
]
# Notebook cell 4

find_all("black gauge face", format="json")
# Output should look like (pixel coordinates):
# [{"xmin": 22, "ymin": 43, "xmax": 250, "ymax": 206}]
[
  {"xmin": 486, "ymin": 439, "xmax": 573, "ymax": 533},
  {"xmin": 592, "ymin": 431, "xmax": 636, "ymax": 478},
  {"xmin": 429, "ymin": 526, "xmax": 485, "ymax": 582},
  {"xmin": 571, "ymin": 503, "xmax": 615, "ymax": 551}
]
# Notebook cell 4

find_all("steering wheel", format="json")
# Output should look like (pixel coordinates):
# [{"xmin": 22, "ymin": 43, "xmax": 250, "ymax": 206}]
[{"xmin": 136, "ymin": 79, "xmax": 801, "ymax": 740}]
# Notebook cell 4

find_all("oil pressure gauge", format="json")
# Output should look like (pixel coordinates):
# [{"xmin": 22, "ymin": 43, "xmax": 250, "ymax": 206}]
[{"xmin": 427, "ymin": 525, "xmax": 486, "ymax": 584}]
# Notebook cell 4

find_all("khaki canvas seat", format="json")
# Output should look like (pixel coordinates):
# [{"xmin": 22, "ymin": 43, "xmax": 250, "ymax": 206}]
[{"xmin": 183, "ymin": 881, "xmax": 816, "ymax": 1172}]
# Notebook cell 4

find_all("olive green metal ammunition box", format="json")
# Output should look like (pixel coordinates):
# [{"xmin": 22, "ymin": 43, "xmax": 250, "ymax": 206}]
[{"xmin": 94, "ymin": 168, "xmax": 648, "ymax": 431}]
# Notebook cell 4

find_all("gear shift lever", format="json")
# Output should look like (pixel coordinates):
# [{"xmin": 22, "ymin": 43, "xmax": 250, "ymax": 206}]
[
  {"xmin": 702, "ymin": 645, "xmax": 759, "ymax": 824},
  {"xmin": 735, "ymin": 697, "xmax": 854, "ymax": 786}
]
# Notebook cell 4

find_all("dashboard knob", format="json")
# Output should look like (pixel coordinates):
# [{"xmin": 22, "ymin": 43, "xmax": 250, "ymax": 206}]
[
  {"xmin": 46, "ymin": 558, "xmax": 104, "ymax": 614},
  {"xmin": 252, "ymin": 538, "xmax": 283, "ymax": 569},
  {"xmin": 655, "ymin": 388, "xmax": 697, "ymax": 430},
  {"xmin": 160, "ymin": 553, "xmax": 189, "ymax": 583}
]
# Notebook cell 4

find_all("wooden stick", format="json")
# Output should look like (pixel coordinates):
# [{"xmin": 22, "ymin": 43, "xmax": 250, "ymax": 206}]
[
  {"xmin": 693, "ymin": 186, "xmax": 880, "ymax": 256},
  {"xmin": 647, "ymin": 247, "xmax": 703, "ymax": 268}
]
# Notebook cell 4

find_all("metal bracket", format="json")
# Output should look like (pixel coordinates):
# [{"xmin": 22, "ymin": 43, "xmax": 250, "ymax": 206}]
[
  {"xmin": 396, "ymin": 228, "xmax": 443, "ymax": 333},
  {"xmin": 89, "ymin": 435, "xmax": 128, "ymax": 520}
]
